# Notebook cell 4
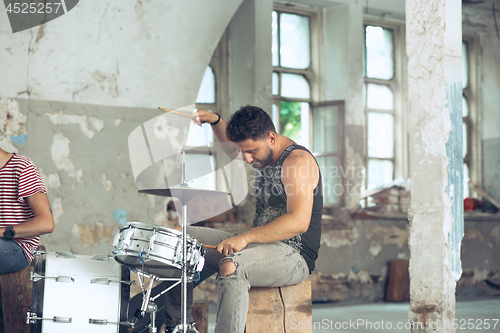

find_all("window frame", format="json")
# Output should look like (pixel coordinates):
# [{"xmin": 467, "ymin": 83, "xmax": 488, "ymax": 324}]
[
  {"xmin": 312, "ymin": 100, "xmax": 346, "ymax": 207},
  {"xmin": 462, "ymin": 35, "xmax": 481, "ymax": 193},
  {"xmin": 363, "ymin": 19, "xmax": 407, "ymax": 194},
  {"xmin": 272, "ymin": 4, "xmax": 321, "ymax": 146},
  {"xmin": 273, "ymin": 5, "xmax": 346, "ymax": 207}
]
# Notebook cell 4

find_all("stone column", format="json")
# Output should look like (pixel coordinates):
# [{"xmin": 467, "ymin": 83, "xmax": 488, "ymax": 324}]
[
  {"xmin": 225, "ymin": 0, "xmax": 273, "ymax": 223},
  {"xmin": 406, "ymin": 0, "xmax": 464, "ymax": 332}
]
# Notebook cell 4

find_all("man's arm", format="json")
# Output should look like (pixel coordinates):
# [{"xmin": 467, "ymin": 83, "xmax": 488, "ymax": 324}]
[
  {"xmin": 216, "ymin": 150, "xmax": 319, "ymax": 255},
  {"xmin": 192, "ymin": 110, "xmax": 240, "ymax": 159},
  {"xmin": 0, "ymin": 192, "xmax": 54, "ymax": 239}
]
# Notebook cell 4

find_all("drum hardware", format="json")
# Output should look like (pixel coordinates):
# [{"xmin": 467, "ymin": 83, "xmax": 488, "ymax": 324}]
[
  {"xmin": 88, "ymin": 318, "xmax": 136, "ymax": 327},
  {"xmin": 30, "ymin": 272, "xmax": 75, "ymax": 283},
  {"xmin": 133, "ymin": 271, "xmax": 181, "ymax": 333},
  {"xmin": 33, "ymin": 250, "xmax": 75, "ymax": 258},
  {"xmin": 92, "ymin": 253, "xmax": 113, "ymax": 261},
  {"xmin": 26, "ymin": 311, "xmax": 72, "ymax": 324},
  {"xmin": 90, "ymin": 277, "xmax": 136, "ymax": 285},
  {"xmin": 135, "ymin": 151, "xmax": 229, "ymax": 333}
]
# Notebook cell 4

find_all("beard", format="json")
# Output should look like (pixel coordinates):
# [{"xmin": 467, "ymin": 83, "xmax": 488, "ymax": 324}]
[{"xmin": 251, "ymin": 145, "xmax": 274, "ymax": 169}]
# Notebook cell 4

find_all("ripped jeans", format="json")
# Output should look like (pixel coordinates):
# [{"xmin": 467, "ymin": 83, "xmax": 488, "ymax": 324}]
[{"xmin": 164, "ymin": 226, "xmax": 309, "ymax": 333}]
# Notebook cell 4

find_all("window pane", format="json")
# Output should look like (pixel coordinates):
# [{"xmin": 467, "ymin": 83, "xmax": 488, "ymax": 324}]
[
  {"xmin": 462, "ymin": 96, "xmax": 468, "ymax": 117},
  {"xmin": 184, "ymin": 154, "xmax": 216, "ymax": 190},
  {"xmin": 366, "ymin": 83, "xmax": 394, "ymax": 110},
  {"xmin": 463, "ymin": 122, "xmax": 467, "ymax": 158},
  {"xmin": 186, "ymin": 120, "xmax": 214, "ymax": 147},
  {"xmin": 281, "ymin": 73, "xmax": 310, "ymax": 99},
  {"xmin": 272, "ymin": 72, "xmax": 279, "ymax": 95},
  {"xmin": 196, "ymin": 66, "xmax": 216, "ymax": 104},
  {"xmin": 313, "ymin": 105, "xmax": 339, "ymax": 154},
  {"xmin": 280, "ymin": 101, "xmax": 309, "ymax": 147},
  {"xmin": 272, "ymin": 11, "xmax": 279, "ymax": 67},
  {"xmin": 368, "ymin": 112, "xmax": 394, "ymax": 158},
  {"xmin": 462, "ymin": 42, "xmax": 468, "ymax": 89},
  {"xmin": 365, "ymin": 26, "xmax": 394, "ymax": 80},
  {"xmin": 464, "ymin": 163, "xmax": 469, "ymax": 198},
  {"xmin": 280, "ymin": 13, "xmax": 310, "ymax": 69},
  {"xmin": 368, "ymin": 159, "xmax": 394, "ymax": 189},
  {"xmin": 317, "ymin": 155, "xmax": 340, "ymax": 205},
  {"xmin": 272, "ymin": 103, "xmax": 279, "ymax": 132}
]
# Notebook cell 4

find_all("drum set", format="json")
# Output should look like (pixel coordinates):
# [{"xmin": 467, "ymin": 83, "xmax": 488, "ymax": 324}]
[{"xmin": 27, "ymin": 154, "xmax": 229, "ymax": 333}]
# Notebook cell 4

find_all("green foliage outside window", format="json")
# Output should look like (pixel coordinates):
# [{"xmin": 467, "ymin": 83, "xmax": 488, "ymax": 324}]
[{"xmin": 280, "ymin": 101, "xmax": 302, "ymax": 142}]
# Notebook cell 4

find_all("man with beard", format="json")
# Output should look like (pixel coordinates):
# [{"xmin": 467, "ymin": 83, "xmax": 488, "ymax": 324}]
[{"xmin": 163, "ymin": 105, "xmax": 323, "ymax": 333}]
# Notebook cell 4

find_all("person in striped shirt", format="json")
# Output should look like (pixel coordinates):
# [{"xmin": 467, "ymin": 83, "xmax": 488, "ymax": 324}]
[{"xmin": 0, "ymin": 147, "xmax": 54, "ymax": 274}]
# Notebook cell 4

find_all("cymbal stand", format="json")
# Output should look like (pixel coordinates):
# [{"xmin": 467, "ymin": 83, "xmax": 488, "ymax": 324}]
[{"xmin": 175, "ymin": 151, "xmax": 191, "ymax": 333}]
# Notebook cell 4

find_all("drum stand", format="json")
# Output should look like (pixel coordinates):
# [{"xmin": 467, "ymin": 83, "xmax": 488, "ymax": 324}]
[
  {"xmin": 141, "ymin": 153, "xmax": 198, "ymax": 333},
  {"xmin": 135, "ymin": 194, "xmax": 196, "ymax": 333},
  {"xmin": 135, "ymin": 271, "xmax": 181, "ymax": 333},
  {"xmin": 136, "ymin": 152, "xmax": 228, "ymax": 333}
]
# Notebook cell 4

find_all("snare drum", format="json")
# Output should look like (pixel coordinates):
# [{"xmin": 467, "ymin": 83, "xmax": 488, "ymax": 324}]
[
  {"xmin": 27, "ymin": 251, "xmax": 132, "ymax": 333},
  {"xmin": 112, "ymin": 222, "xmax": 205, "ymax": 278}
]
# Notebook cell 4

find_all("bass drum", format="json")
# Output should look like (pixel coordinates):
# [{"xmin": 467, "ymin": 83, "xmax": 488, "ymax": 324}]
[{"xmin": 28, "ymin": 251, "xmax": 132, "ymax": 333}]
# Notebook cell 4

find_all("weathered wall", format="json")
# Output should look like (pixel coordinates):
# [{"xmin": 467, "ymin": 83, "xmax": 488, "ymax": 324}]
[
  {"xmin": 0, "ymin": 0, "xmax": 243, "ymax": 109},
  {"xmin": 1, "ymin": 97, "xmax": 180, "ymax": 253},
  {"xmin": 0, "ymin": 0, "xmax": 243, "ymax": 253}
]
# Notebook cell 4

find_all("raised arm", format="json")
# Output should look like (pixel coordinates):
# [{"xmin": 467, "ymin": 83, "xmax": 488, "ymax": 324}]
[{"xmin": 192, "ymin": 110, "xmax": 240, "ymax": 159}]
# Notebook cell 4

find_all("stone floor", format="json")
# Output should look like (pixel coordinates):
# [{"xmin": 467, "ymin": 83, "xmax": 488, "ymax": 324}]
[{"xmin": 207, "ymin": 298, "xmax": 500, "ymax": 332}]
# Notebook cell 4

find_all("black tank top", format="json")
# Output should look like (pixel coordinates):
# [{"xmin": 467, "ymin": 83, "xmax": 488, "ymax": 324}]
[{"xmin": 252, "ymin": 145, "xmax": 323, "ymax": 273}]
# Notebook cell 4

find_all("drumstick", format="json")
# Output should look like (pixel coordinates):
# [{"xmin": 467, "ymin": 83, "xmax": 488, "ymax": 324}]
[
  {"xmin": 158, "ymin": 107, "xmax": 194, "ymax": 119},
  {"xmin": 203, "ymin": 244, "xmax": 217, "ymax": 249}
]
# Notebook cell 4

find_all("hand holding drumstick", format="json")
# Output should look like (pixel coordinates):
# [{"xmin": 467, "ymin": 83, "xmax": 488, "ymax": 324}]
[{"xmin": 158, "ymin": 107, "xmax": 220, "ymax": 127}]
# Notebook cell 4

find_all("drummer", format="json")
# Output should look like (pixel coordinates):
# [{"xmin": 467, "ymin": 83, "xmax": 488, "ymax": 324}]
[{"xmin": 164, "ymin": 105, "xmax": 322, "ymax": 333}]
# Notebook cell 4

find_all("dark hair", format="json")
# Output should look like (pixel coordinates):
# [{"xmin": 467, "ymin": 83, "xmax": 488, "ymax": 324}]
[{"xmin": 226, "ymin": 105, "xmax": 276, "ymax": 142}]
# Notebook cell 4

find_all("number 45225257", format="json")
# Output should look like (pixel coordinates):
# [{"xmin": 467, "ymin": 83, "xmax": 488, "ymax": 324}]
[{"xmin": 5, "ymin": 2, "xmax": 62, "ymax": 14}]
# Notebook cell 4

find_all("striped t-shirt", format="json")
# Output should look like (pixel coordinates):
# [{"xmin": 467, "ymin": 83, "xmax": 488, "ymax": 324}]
[{"xmin": 0, "ymin": 153, "xmax": 47, "ymax": 263}]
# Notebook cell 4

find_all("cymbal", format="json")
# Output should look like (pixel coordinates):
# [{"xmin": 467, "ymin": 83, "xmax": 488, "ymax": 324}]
[{"xmin": 138, "ymin": 186, "xmax": 229, "ymax": 200}]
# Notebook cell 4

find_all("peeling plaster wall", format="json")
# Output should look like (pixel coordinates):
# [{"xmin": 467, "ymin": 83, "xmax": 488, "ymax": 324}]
[
  {"xmin": 0, "ymin": 0, "xmax": 244, "ymax": 253},
  {"xmin": 310, "ymin": 217, "xmax": 500, "ymax": 303},
  {"xmin": 0, "ymin": 0, "xmax": 243, "ymax": 109},
  {"xmin": 9, "ymin": 99, "xmax": 178, "ymax": 253}
]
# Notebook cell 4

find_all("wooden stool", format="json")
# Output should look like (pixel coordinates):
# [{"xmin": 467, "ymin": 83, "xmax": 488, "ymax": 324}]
[
  {"xmin": 0, "ymin": 265, "xmax": 33, "ymax": 333},
  {"xmin": 245, "ymin": 281, "xmax": 312, "ymax": 333},
  {"xmin": 192, "ymin": 302, "xmax": 209, "ymax": 333}
]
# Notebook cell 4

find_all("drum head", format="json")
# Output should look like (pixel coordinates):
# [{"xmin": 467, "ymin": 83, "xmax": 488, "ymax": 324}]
[{"xmin": 114, "ymin": 255, "xmax": 182, "ymax": 278}]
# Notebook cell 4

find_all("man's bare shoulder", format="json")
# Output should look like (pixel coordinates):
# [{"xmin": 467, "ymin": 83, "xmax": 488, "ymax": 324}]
[
  {"xmin": 282, "ymin": 148, "xmax": 316, "ymax": 168},
  {"xmin": 281, "ymin": 148, "xmax": 319, "ymax": 184}
]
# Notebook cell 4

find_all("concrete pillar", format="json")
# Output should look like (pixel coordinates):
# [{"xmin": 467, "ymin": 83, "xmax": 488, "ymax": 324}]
[
  {"xmin": 324, "ymin": 2, "xmax": 365, "ymax": 209},
  {"xmin": 225, "ymin": 0, "xmax": 273, "ymax": 223},
  {"xmin": 406, "ymin": 0, "xmax": 464, "ymax": 332},
  {"xmin": 228, "ymin": 0, "xmax": 273, "ymax": 113}
]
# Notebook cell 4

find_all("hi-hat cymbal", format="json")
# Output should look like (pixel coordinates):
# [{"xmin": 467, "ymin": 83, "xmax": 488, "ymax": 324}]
[{"xmin": 138, "ymin": 186, "xmax": 229, "ymax": 200}]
